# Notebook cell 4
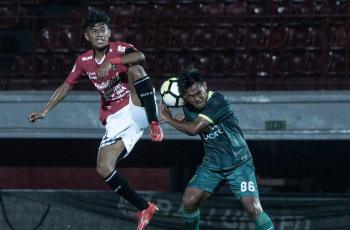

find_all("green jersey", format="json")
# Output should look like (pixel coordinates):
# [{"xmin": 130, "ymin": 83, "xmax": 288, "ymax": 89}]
[{"xmin": 183, "ymin": 91, "xmax": 252, "ymax": 170}]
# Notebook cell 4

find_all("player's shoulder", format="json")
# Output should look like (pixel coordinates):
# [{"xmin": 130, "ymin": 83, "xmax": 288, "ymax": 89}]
[
  {"xmin": 110, "ymin": 41, "xmax": 135, "ymax": 53},
  {"xmin": 207, "ymin": 91, "xmax": 228, "ymax": 108},
  {"xmin": 209, "ymin": 91, "xmax": 225, "ymax": 102},
  {"xmin": 76, "ymin": 50, "xmax": 94, "ymax": 64}
]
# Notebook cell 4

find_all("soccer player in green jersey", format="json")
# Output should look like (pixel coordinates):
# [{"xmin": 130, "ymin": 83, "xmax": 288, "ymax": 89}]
[{"xmin": 159, "ymin": 68, "xmax": 275, "ymax": 230}]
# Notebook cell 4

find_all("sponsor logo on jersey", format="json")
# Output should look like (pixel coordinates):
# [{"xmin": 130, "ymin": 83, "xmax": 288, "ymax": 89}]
[
  {"xmin": 203, "ymin": 125, "xmax": 224, "ymax": 140},
  {"xmin": 87, "ymin": 72, "xmax": 97, "ymax": 80},
  {"xmin": 82, "ymin": 55, "xmax": 93, "ymax": 61}
]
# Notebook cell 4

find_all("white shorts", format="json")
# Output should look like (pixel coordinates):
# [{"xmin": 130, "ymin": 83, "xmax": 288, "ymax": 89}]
[{"xmin": 99, "ymin": 97, "xmax": 148, "ymax": 158}]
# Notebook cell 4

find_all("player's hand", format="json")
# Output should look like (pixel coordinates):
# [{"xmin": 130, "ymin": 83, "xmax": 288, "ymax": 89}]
[
  {"xmin": 98, "ymin": 61, "xmax": 112, "ymax": 79},
  {"xmin": 174, "ymin": 113, "xmax": 185, "ymax": 122},
  {"xmin": 28, "ymin": 111, "xmax": 46, "ymax": 123},
  {"xmin": 159, "ymin": 101, "xmax": 173, "ymax": 123}
]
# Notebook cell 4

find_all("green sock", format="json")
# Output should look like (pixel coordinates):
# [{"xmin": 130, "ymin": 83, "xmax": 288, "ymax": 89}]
[
  {"xmin": 182, "ymin": 208, "xmax": 200, "ymax": 230},
  {"xmin": 254, "ymin": 212, "xmax": 275, "ymax": 230}
]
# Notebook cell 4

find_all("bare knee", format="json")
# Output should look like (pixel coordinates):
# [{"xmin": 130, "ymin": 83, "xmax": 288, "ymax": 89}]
[
  {"xmin": 96, "ymin": 150, "xmax": 116, "ymax": 178},
  {"xmin": 183, "ymin": 193, "xmax": 203, "ymax": 211},
  {"xmin": 128, "ymin": 65, "xmax": 147, "ymax": 82},
  {"xmin": 96, "ymin": 161, "xmax": 114, "ymax": 178},
  {"xmin": 242, "ymin": 197, "xmax": 263, "ymax": 219}
]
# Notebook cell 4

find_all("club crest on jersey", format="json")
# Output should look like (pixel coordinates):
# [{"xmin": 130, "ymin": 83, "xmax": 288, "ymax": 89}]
[
  {"xmin": 117, "ymin": 45, "xmax": 126, "ymax": 53},
  {"xmin": 202, "ymin": 125, "xmax": 224, "ymax": 140},
  {"xmin": 82, "ymin": 55, "xmax": 93, "ymax": 61}
]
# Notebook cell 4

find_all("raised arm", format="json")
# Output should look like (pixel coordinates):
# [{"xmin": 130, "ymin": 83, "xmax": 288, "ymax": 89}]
[
  {"xmin": 98, "ymin": 49, "xmax": 145, "ymax": 78},
  {"xmin": 159, "ymin": 102, "xmax": 210, "ymax": 136},
  {"xmin": 28, "ymin": 81, "xmax": 73, "ymax": 122}
]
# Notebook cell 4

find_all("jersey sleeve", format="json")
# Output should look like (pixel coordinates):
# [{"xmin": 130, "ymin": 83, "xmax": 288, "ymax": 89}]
[
  {"xmin": 65, "ymin": 57, "xmax": 85, "ymax": 85},
  {"xmin": 199, "ymin": 92, "xmax": 230, "ymax": 124},
  {"xmin": 113, "ymin": 41, "xmax": 138, "ymax": 56}
]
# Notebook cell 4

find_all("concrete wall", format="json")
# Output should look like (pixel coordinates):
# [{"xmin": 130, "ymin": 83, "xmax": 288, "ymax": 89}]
[{"xmin": 2, "ymin": 90, "xmax": 350, "ymax": 140}]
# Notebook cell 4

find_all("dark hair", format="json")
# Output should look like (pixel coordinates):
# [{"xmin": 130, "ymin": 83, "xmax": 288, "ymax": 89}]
[
  {"xmin": 83, "ymin": 8, "xmax": 110, "ymax": 30},
  {"xmin": 177, "ymin": 67, "xmax": 205, "ymax": 95}
]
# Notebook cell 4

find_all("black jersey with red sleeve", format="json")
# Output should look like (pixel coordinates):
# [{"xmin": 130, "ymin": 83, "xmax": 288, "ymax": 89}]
[{"xmin": 65, "ymin": 41, "xmax": 136, "ymax": 123}]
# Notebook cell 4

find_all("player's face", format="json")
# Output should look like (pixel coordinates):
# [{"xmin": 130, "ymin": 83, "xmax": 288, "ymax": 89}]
[
  {"xmin": 184, "ymin": 82, "xmax": 208, "ymax": 110},
  {"xmin": 85, "ymin": 22, "xmax": 111, "ymax": 50}
]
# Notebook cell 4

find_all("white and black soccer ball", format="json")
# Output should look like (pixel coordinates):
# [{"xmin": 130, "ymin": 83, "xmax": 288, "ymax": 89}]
[{"xmin": 160, "ymin": 77, "xmax": 184, "ymax": 107}]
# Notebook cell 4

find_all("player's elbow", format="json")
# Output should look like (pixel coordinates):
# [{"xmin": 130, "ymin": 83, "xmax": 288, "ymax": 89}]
[
  {"xmin": 187, "ymin": 127, "xmax": 201, "ymax": 136},
  {"xmin": 136, "ymin": 51, "xmax": 145, "ymax": 62}
]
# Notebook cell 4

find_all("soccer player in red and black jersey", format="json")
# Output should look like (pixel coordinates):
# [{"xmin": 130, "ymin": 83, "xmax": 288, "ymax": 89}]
[{"xmin": 28, "ymin": 8, "xmax": 160, "ymax": 230}]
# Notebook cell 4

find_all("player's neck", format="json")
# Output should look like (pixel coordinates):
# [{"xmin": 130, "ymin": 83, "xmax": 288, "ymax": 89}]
[
  {"xmin": 94, "ymin": 49, "xmax": 107, "ymax": 64},
  {"xmin": 94, "ymin": 44, "xmax": 109, "ymax": 61},
  {"xmin": 94, "ymin": 50, "xmax": 106, "ymax": 60}
]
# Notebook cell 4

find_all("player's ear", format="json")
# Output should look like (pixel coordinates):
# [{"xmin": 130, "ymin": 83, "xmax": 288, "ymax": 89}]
[
  {"xmin": 84, "ymin": 32, "xmax": 90, "ymax": 42},
  {"xmin": 107, "ymin": 27, "xmax": 111, "ymax": 39},
  {"xmin": 203, "ymin": 82, "xmax": 207, "ymax": 91}
]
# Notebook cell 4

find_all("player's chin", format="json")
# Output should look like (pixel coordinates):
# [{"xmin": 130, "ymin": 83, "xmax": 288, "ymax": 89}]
[{"xmin": 94, "ymin": 42, "xmax": 109, "ymax": 50}]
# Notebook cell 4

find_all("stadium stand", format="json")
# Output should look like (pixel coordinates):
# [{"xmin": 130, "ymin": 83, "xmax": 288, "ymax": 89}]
[{"xmin": 0, "ymin": 0, "xmax": 350, "ymax": 90}]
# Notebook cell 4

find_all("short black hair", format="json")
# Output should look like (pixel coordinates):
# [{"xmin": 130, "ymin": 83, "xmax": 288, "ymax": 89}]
[
  {"xmin": 177, "ymin": 67, "xmax": 205, "ymax": 96},
  {"xmin": 83, "ymin": 8, "xmax": 110, "ymax": 30}
]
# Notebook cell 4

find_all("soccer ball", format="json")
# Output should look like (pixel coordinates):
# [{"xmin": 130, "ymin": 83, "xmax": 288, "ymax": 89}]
[{"xmin": 160, "ymin": 77, "xmax": 184, "ymax": 107}]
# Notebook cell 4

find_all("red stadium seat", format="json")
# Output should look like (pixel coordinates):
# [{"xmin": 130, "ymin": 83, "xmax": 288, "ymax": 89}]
[
  {"xmin": 58, "ymin": 25, "xmax": 82, "ymax": 52},
  {"xmin": 8, "ymin": 55, "xmax": 34, "ymax": 89},
  {"xmin": 36, "ymin": 27, "xmax": 60, "ymax": 51},
  {"xmin": 174, "ymin": 2, "xmax": 200, "ymax": 15},
  {"xmin": 111, "ymin": 4, "xmax": 135, "ymax": 16},
  {"xmin": 248, "ymin": 53, "xmax": 271, "ymax": 77},
  {"xmin": 165, "ymin": 53, "xmax": 190, "ymax": 74},
  {"xmin": 269, "ymin": 26, "xmax": 288, "ymax": 49},
  {"xmin": 172, "ymin": 28, "xmax": 194, "ymax": 48},
  {"xmin": 216, "ymin": 27, "xmax": 247, "ymax": 49},
  {"xmin": 329, "ymin": 26, "xmax": 348, "ymax": 49},
  {"xmin": 199, "ymin": 3, "xmax": 224, "ymax": 15},
  {"xmin": 304, "ymin": 52, "xmax": 321, "ymax": 75},
  {"xmin": 152, "ymin": 2, "xmax": 178, "ymax": 15},
  {"xmin": 328, "ymin": 51, "xmax": 346, "ymax": 75},
  {"xmin": 217, "ymin": 53, "xmax": 247, "ymax": 76},
  {"xmin": 10, "ymin": 55, "xmax": 33, "ymax": 77},
  {"xmin": 193, "ymin": 54, "xmax": 212, "ymax": 74},
  {"xmin": 126, "ymin": 28, "xmax": 153, "ymax": 49},
  {"xmin": 144, "ymin": 53, "xmax": 167, "ymax": 78},
  {"xmin": 35, "ymin": 54, "xmax": 56, "ymax": 77},
  {"xmin": 248, "ymin": 2, "xmax": 268, "ymax": 15},
  {"xmin": 110, "ymin": 27, "xmax": 128, "ymax": 42},
  {"xmin": 270, "ymin": 1, "xmax": 289, "ymax": 14},
  {"xmin": 193, "ymin": 28, "xmax": 217, "ymax": 49},
  {"xmin": 286, "ymin": 27, "xmax": 309, "ymax": 49},
  {"xmin": 224, "ymin": 1, "xmax": 247, "ymax": 15},
  {"xmin": 53, "ymin": 54, "xmax": 76, "ymax": 76},
  {"xmin": 308, "ymin": 27, "xmax": 323, "ymax": 49},
  {"xmin": 250, "ymin": 26, "xmax": 271, "ymax": 49},
  {"xmin": 211, "ymin": 53, "xmax": 225, "ymax": 76},
  {"xmin": 289, "ymin": 0, "xmax": 313, "ymax": 14},
  {"xmin": 271, "ymin": 54, "xmax": 288, "ymax": 77},
  {"xmin": 0, "ymin": 4, "xmax": 20, "ymax": 29},
  {"xmin": 153, "ymin": 27, "xmax": 173, "ymax": 48}
]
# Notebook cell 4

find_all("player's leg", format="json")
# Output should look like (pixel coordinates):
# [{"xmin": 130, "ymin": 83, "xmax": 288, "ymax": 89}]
[
  {"xmin": 127, "ymin": 65, "xmax": 163, "ymax": 142},
  {"xmin": 182, "ymin": 165, "xmax": 222, "ymax": 230},
  {"xmin": 225, "ymin": 160, "xmax": 275, "ymax": 230},
  {"xmin": 96, "ymin": 140, "xmax": 149, "ymax": 210},
  {"xmin": 97, "ymin": 140, "xmax": 158, "ymax": 230},
  {"xmin": 182, "ymin": 187, "xmax": 210, "ymax": 230},
  {"xmin": 241, "ymin": 196, "xmax": 274, "ymax": 230},
  {"xmin": 97, "ymin": 107, "xmax": 158, "ymax": 230}
]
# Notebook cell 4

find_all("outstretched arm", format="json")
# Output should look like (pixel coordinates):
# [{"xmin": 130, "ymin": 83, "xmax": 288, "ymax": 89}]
[
  {"xmin": 28, "ymin": 81, "xmax": 73, "ymax": 122},
  {"xmin": 159, "ymin": 102, "xmax": 210, "ymax": 136}
]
